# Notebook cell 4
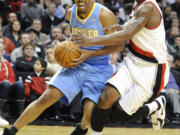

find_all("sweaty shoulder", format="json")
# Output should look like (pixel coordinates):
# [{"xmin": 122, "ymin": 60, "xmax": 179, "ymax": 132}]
[
  {"xmin": 99, "ymin": 6, "xmax": 117, "ymax": 28},
  {"xmin": 66, "ymin": 8, "xmax": 73, "ymax": 22}
]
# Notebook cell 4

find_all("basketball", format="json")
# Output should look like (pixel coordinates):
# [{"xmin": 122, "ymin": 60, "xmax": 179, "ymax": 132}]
[{"xmin": 54, "ymin": 40, "xmax": 81, "ymax": 67}]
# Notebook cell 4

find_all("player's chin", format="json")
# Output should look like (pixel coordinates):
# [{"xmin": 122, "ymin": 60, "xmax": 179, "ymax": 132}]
[{"xmin": 78, "ymin": 7, "xmax": 86, "ymax": 13}]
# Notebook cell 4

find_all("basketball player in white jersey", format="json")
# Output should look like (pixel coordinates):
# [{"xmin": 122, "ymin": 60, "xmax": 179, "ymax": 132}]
[{"xmin": 71, "ymin": 0, "xmax": 170, "ymax": 134}]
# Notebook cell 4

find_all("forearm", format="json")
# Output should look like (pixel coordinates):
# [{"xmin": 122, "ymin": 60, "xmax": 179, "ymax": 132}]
[
  {"xmin": 89, "ymin": 44, "xmax": 124, "ymax": 57},
  {"xmin": 90, "ymin": 31, "xmax": 130, "ymax": 46}
]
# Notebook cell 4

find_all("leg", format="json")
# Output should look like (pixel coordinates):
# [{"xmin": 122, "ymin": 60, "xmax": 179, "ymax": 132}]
[
  {"xmin": 70, "ymin": 99, "xmax": 95, "ymax": 135},
  {"xmin": 10, "ymin": 81, "xmax": 25, "ymax": 116},
  {"xmin": 91, "ymin": 85, "xmax": 120, "ymax": 134},
  {"xmin": 0, "ymin": 82, "xmax": 10, "ymax": 126},
  {"xmin": 3, "ymin": 85, "xmax": 64, "ymax": 135}
]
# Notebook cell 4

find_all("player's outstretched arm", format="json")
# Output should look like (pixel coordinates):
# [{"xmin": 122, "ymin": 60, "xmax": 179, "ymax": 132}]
[{"xmin": 72, "ymin": 3, "xmax": 154, "ymax": 47}]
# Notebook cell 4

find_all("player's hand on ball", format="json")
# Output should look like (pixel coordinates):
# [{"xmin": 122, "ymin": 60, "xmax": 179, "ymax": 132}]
[
  {"xmin": 70, "ymin": 34, "xmax": 92, "ymax": 47},
  {"xmin": 70, "ymin": 49, "xmax": 93, "ymax": 68},
  {"xmin": 103, "ymin": 24, "xmax": 123, "ymax": 33}
]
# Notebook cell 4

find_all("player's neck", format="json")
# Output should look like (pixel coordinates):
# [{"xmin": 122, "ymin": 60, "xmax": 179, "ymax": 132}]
[
  {"xmin": 136, "ymin": 0, "xmax": 145, "ymax": 5},
  {"xmin": 78, "ymin": 2, "xmax": 94, "ymax": 19}
]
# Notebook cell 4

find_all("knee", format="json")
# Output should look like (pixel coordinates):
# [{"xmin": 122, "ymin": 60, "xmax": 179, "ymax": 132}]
[
  {"xmin": 98, "ymin": 90, "xmax": 114, "ymax": 108},
  {"xmin": 12, "ymin": 81, "xmax": 24, "ymax": 91}
]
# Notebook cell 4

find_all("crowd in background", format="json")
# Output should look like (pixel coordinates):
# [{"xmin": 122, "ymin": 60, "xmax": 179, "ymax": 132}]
[{"xmin": 0, "ymin": 0, "xmax": 179, "ymax": 126}]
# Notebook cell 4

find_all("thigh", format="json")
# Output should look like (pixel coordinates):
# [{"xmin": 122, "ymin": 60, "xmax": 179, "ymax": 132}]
[
  {"xmin": 0, "ymin": 81, "xmax": 11, "ymax": 98},
  {"xmin": 119, "ymin": 84, "xmax": 152, "ymax": 115},
  {"xmin": 49, "ymin": 68, "xmax": 82, "ymax": 105},
  {"xmin": 107, "ymin": 59, "xmax": 133, "ymax": 97},
  {"xmin": 82, "ymin": 65, "xmax": 113, "ymax": 104}
]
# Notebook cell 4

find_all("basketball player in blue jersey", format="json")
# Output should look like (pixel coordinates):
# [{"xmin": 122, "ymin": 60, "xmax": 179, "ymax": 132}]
[{"xmin": 2, "ymin": 0, "xmax": 124, "ymax": 135}]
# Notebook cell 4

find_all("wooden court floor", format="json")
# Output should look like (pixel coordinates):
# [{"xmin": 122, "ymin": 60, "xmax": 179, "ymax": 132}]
[{"xmin": 0, "ymin": 126, "xmax": 179, "ymax": 135}]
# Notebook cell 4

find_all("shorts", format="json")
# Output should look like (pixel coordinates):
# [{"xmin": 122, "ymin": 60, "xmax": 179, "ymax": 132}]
[
  {"xmin": 107, "ymin": 54, "xmax": 169, "ymax": 115},
  {"xmin": 49, "ymin": 62, "xmax": 113, "ymax": 105}
]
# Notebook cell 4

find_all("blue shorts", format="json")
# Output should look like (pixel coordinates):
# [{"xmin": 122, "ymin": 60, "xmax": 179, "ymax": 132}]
[{"xmin": 49, "ymin": 62, "xmax": 113, "ymax": 105}]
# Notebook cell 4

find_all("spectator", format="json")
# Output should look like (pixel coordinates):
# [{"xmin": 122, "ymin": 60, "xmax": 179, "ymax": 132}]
[
  {"xmin": 165, "ymin": 54, "xmax": 180, "ymax": 123},
  {"xmin": 24, "ymin": 58, "xmax": 49, "ymax": 103},
  {"xmin": 166, "ymin": 27, "xmax": 180, "ymax": 45},
  {"xmin": 0, "ymin": 37, "xmax": 12, "ymax": 63},
  {"xmin": 4, "ymin": 20, "xmax": 21, "ymax": 55},
  {"xmin": 41, "ymin": 2, "xmax": 62, "ymax": 35},
  {"xmin": 45, "ymin": 46, "xmax": 62, "ymax": 79},
  {"xmin": 27, "ymin": 19, "xmax": 50, "ymax": 47},
  {"xmin": 2, "ymin": 12, "xmax": 17, "ymax": 35},
  {"xmin": 173, "ymin": 35, "xmax": 180, "ymax": 54},
  {"xmin": 48, "ymin": 26, "xmax": 65, "ymax": 47},
  {"xmin": 172, "ymin": 54, "xmax": 180, "ymax": 87},
  {"xmin": 0, "ymin": 43, "xmax": 24, "ymax": 121},
  {"xmin": 53, "ymin": 0, "xmax": 65, "ymax": 21},
  {"xmin": 11, "ymin": 33, "xmax": 38, "ymax": 63},
  {"xmin": 61, "ymin": 23, "xmax": 71, "ymax": 39},
  {"xmin": 171, "ymin": 18, "xmax": 180, "ymax": 29},
  {"xmin": 20, "ymin": 0, "xmax": 43, "ymax": 30},
  {"xmin": 15, "ymin": 42, "xmax": 37, "ymax": 72},
  {"xmin": 163, "ymin": 5, "xmax": 172, "ymax": 30},
  {"xmin": 171, "ymin": 0, "xmax": 180, "ymax": 18}
]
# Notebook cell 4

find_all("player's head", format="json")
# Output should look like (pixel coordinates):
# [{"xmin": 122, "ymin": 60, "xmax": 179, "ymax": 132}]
[{"xmin": 75, "ymin": 0, "xmax": 94, "ymax": 14}]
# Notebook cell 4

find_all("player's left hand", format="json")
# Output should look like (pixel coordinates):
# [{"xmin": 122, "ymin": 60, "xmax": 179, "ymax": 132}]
[
  {"xmin": 70, "ymin": 48, "xmax": 93, "ymax": 68},
  {"xmin": 70, "ymin": 34, "xmax": 92, "ymax": 47}
]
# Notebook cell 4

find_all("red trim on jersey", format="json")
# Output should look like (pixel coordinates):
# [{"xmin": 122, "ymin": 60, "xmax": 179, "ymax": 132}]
[
  {"xmin": 157, "ymin": 64, "xmax": 166, "ymax": 95},
  {"xmin": 129, "ymin": 40, "xmax": 155, "ymax": 58},
  {"xmin": 144, "ymin": 1, "xmax": 162, "ymax": 30},
  {"xmin": 137, "ymin": 0, "xmax": 146, "ymax": 6}
]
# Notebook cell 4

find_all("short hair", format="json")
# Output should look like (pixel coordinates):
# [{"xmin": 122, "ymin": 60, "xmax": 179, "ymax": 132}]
[
  {"xmin": 45, "ymin": 45, "xmax": 54, "ymax": 52},
  {"xmin": 35, "ymin": 58, "xmax": 47, "ymax": 72},
  {"xmin": 22, "ymin": 42, "xmax": 35, "ymax": 51}
]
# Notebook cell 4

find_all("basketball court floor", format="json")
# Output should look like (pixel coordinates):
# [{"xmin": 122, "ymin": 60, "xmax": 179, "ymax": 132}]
[{"xmin": 0, "ymin": 125, "xmax": 179, "ymax": 135}]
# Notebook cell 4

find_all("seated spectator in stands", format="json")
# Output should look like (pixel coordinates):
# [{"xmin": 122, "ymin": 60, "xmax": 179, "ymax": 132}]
[
  {"xmin": 20, "ymin": 0, "xmax": 43, "ymax": 30},
  {"xmin": 171, "ymin": 18, "xmax": 179, "ymax": 29},
  {"xmin": 45, "ymin": 46, "xmax": 62, "ymax": 79},
  {"xmin": 0, "ymin": 37, "xmax": 12, "ymax": 63},
  {"xmin": 24, "ymin": 58, "xmax": 49, "ymax": 103},
  {"xmin": 166, "ymin": 27, "xmax": 180, "ymax": 45},
  {"xmin": 173, "ymin": 54, "xmax": 180, "ymax": 73},
  {"xmin": 171, "ymin": 54, "xmax": 180, "ymax": 86},
  {"xmin": 171, "ymin": 0, "xmax": 180, "ymax": 18},
  {"xmin": 11, "ymin": 33, "xmax": 38, "ymax": 63},
  {"xmin": 15, "ymin": 42, "xmax": 37, "ymax": 72},
  {"xmin": 27, "ymin": 28, "xmax": 45, "ymax": 58},
  {"xmin": 4, "ymin": 20, "xmax": 21, "ymax": 55},
  {"xmin": 48, "ymin": 26, "xmax": 65, "ymax": 47},
  {"xmin": 2, "ymin": 12, "xmax": 17, "ymax": 35},
  {"xmin": 41, "ymin": 2, "xmax": 62, "ymax": 35},
  {"xmin": 165, "ymin": 54, "xmax": 180, "ymax": 123},
  {"xmin": 53, "ymin": 0, "xmax": 65, "ymax": 21},
  {"xmin": 0, "ymin": 44, "xmax": 24, "ymax": 124},
  {"xmin": 172, "ymin": 35, "xmax": 180, "ymax": 54},
  {"xmin": 164, "ymin": 5, "xmax": 172, "ymax": 30},
  {"xmin": 61, "ymin": 23, "xmax": 71, "ymax": 39},
  {"xmin": 26, "ymin": 19, "xmax": 50, "ymax": 47}
]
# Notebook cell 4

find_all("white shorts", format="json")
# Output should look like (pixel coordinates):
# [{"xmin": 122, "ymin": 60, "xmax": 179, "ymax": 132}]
[{"xmin": 107, "ymin": 54, "xmax": 169, "ymax": 115}]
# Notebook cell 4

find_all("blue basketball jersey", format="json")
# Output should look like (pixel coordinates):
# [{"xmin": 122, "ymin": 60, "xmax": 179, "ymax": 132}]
[{"xmin": 70, "ymin": 3, "xmax": 112, "ymax": 66}]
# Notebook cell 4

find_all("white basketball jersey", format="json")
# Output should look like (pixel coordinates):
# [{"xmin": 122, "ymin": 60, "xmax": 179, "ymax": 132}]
[{"xmin": 129, "ymin": 0, "xmax": 168, "ymax": 64}]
